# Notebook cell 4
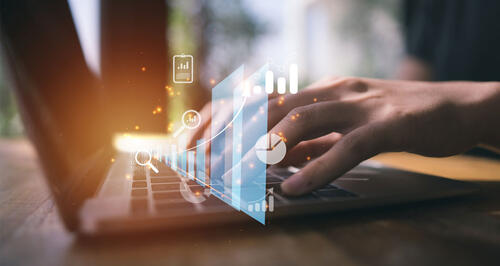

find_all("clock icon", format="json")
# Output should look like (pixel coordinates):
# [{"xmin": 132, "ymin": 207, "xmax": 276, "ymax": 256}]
[{"xmin": 255, "ymin": 133, "xmax": 287, "ymax": 165}]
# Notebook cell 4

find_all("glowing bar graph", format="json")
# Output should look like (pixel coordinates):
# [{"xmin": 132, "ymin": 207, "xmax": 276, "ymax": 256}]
[
  {"xmin": 277, "ymin": 77, "xmax": 286, "ymax": 94},
  {"xmin": 243, "ymin": 80, "xmax": 251, "ymax": 97},
  {"xmin": 170, "ymin": 145, "xmax": 177, "ymax": 170},
  {"xmin": 253, "ymin": 85, "xmax": 262, "ymax": 94},
  {"xmin": 289, "ymin": 64, "xmax": 298, "ymax": 94},
  {"xmin": 180, "ymin": 150, "xmax": 186, "ymax": 177},
  {"xmin": 232, "ymin": 78, "xmax": 243, "ymax": 210},
  {"xmin": 196, "ymin": 139, "xmax": 206, "ymax": 186},
  {"xmin": 188, "ymin": 151, "xmax": 195, "ymax": 180},
  {"xmin": 265, "ymin": 70, "xmax": 274, "ymax": 93}
]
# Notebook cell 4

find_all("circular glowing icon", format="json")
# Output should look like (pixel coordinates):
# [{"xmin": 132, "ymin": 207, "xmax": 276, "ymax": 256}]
[
  {"xmin": 173, "ymin": 109, "xmax": 202, "ymax": 137},
  {"xmin": 135, "ymin": 150, "xmax": 159, "ymax": 173},
  {"xmin": 182, "ymin": 109, "xmax": 201, "ymax": 129},
  {"xmin": 255, "ymin": 133, "xmax": 287, "ymax": 165}
]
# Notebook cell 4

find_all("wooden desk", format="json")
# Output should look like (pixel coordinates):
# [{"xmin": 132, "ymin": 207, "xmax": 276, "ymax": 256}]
[{"xmin": 1, "ymin": 139, "xmax": 499, "ymax": 266}]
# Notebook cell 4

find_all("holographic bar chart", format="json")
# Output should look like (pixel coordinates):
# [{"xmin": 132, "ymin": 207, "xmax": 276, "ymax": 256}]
[
  {"xmin": 161, "ymin": 63, "xmax": 276, "ymax": 224},
  {"xmin": 196, "ymin": 139, "xmax": 206, "ymax": 186},
  {"xmin": 180, "ymin": 150, "xmax": 186, "ymax": 177},
  {"xmin": 187, "ymin": 151, "xmax": 195, "ymax": 179}
]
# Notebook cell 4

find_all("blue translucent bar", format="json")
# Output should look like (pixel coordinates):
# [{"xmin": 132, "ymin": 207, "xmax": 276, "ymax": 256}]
[
  {"xmin": 180, "ymin": 150, "xmax": 186, "ymax": 177},
  {"xmin": 171, "ymin": 144, "xmax": 177, "ymax": 170},
  {"xmin": 239, "ymin": 64, "xmax": 269, "ymax": 224},
  {"xmin": 231, "ymin": 76, "xmax": 243, "ymax": 210},
  {"xmin": 196, "ymin": 139, "xmax": 206, "ymax": 187},
  {"xmin": 210, "ymin": 65, "xmax": 244, "ymax": 205},
  {"xmin": 188, "ymin": 151, "xmax": 195, "ymax": 180},
  {"xmin": 208, "ymin": 64, "xmax": 269, "ymax": 225}
]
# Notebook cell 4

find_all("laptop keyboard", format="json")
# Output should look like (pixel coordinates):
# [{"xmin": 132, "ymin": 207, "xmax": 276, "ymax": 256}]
[{"xmin": 129, "ymin": 160, "xmax": 357, "ymax": 215}]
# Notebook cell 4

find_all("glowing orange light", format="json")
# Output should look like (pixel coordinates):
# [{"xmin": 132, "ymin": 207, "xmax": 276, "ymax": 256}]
[
  {"xmin": 110, "ymin": 158, "xmax": 115, "ymax": 163},
  {"xmin": 313, "ymin": 98, "xmax": 317, "ymax": 102},
  {"xmin": 125, "ymin": 174, "xmax": 131, "ymax": 179},
  {"xmin": 210, "ymin": 79, "xmax": 216, "ymax": 85},
  {"xmin": 152, "ymin": 110, "xmax": 157, "ymax": 115},
  {"xmin": 306, "ymin": 156, "xmax": 311, "ymax": 161},
  {"xmin": 141, "ymin": 66, "xmax": 146, "ymax": 72},
  {"xmin": 278, "ymin": 132, "xmax": 283, "ymax": 136},
  {"xmin": 135, "ymin": 125, "xmax": 140, "ymax": 130},
  {"xmin": 156, "ymin": 106, "xmax": 162, "ymax": 112},
  {"xmin": 195, "ymin": 191, "xmax": 200, "ymax": 196},
  {"xmin": 291, "ymin": 115, "xmax": 296, "ymax": 120},
  {"xmin": 169, "ymin": 92, "xmax": 174, "ymax": 96}
]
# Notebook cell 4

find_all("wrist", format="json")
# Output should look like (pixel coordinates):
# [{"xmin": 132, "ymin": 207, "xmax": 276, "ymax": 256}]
[{"xmin": 461, "ymin": 82, "xmax": 500, "ymax": 148}]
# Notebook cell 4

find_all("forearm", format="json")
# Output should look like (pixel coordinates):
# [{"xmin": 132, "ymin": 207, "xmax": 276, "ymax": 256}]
[{"xmin": 477, "ymin": 82, "xmax": 500, "ymax": 151}]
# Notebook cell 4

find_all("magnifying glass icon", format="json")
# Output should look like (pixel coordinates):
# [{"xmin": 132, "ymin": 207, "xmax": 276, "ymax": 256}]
[
  {"xmin": 173, "ymin": 109, "xmax": 201, "ymax": 138},
  {"xmin": 135, "ymin": 150, "xmax": 159, "ymax": 173}
]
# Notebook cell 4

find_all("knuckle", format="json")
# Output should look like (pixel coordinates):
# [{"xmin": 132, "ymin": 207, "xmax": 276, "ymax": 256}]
[
  {"xmin": 288, "ymin": 105, "xmax": 314, "ymax": 124},
  {"xmin": 343, "ymin": 77, "xmax": 368, "ymax": 93}
]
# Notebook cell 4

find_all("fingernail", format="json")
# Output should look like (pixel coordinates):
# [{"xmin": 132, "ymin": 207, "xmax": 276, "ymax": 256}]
[{"xmin": 281, "ymin": 174, "xmax": 305, "ymax": 196}]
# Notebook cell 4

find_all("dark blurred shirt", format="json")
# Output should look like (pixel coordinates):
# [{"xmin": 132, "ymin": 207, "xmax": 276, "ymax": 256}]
[{"xmin": 404, "ymin": 0, "xmax": 500, "ymax": 81}]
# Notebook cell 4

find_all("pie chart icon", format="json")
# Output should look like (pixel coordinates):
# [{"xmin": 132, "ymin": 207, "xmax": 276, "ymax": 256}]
[{"xmin": 255, "ymin": 133, "xmax": 287, "ymax": 165}]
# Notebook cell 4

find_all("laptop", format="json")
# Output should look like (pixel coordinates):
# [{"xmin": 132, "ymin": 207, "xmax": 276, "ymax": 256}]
[
  {"xmin": 0, "ymin": 1, "xmax": 478, "ymax": 235},
  {"xmin": 70, "ymin": 147, "xmax": 475, "ymax": 234}
]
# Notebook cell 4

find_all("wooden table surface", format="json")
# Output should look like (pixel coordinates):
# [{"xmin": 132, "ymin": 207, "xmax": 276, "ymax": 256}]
[{"xmin": 1, "ymin": 138, "xmax": 500, "ymax": 266}]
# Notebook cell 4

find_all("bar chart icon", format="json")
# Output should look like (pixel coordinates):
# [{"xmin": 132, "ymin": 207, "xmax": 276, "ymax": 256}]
[
  {"xmin": 173, "ymin": 54, "xmax": 194, "ymax": 83},
  {"xmin": 243, "ymin": 63, "xmax": 298, "ymax": 96}
]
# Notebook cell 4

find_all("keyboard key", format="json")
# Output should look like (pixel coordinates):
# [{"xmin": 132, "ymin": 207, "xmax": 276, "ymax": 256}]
[
  {"xmin": 130, "ymin": 198, "xmax": 148, "ymax": 213},
  {"xmin": 153, "ymin": 191, "xmax": 183, "ymax": 200},
  {"xmin": 132, "ymin": 181, "xmax": 147, "ymax": 188},
  {"xmin": 151, "ymin": 177, "xmax": 179, "ymax": 183},
  {"xmin": 133, "ymin": 168, "xmax": 146, "ymax": 180},
  {"xmin": 155, "ymin": 201, "xmax": 196, "ymax": 212},
  {"xmin": 150, "ymin": 168, "xmax": 165, "ymax": 177},
  {"xmin": 131, "ymin": 189, "xmax": 147, "ymax": 197},
  {"xmin": 133, "ymin": 175, "xmax": 146, "ymax": 181},
  {"xmin": 152, "ymin": 183, "xmax": 179, "ymax": 191}
]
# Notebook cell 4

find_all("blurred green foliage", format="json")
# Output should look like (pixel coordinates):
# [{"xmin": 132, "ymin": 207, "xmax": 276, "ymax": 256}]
[
  {"xmin": 0, "ymin": 61, "xmax": 22, "ymax": 137},
  {"xmin": 167, "ymin": 0, "xmax": 265, "ymax": 122}
]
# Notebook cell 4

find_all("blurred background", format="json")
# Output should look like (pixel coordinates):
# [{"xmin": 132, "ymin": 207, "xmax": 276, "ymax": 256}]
[{"xmin": 0, "ymin": 0, "xmax": 402, "ymax": 138}]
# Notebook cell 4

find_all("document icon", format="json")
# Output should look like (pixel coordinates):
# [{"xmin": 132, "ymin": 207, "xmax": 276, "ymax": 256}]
[{"xmin": 173, "ymin": 54, "xmax": 193, "ymax": 83}]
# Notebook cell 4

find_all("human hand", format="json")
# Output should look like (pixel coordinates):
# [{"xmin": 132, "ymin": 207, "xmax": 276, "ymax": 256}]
[{"xmin": 272, "ymin": 77, "xmax": 499, "ymax": 195}]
